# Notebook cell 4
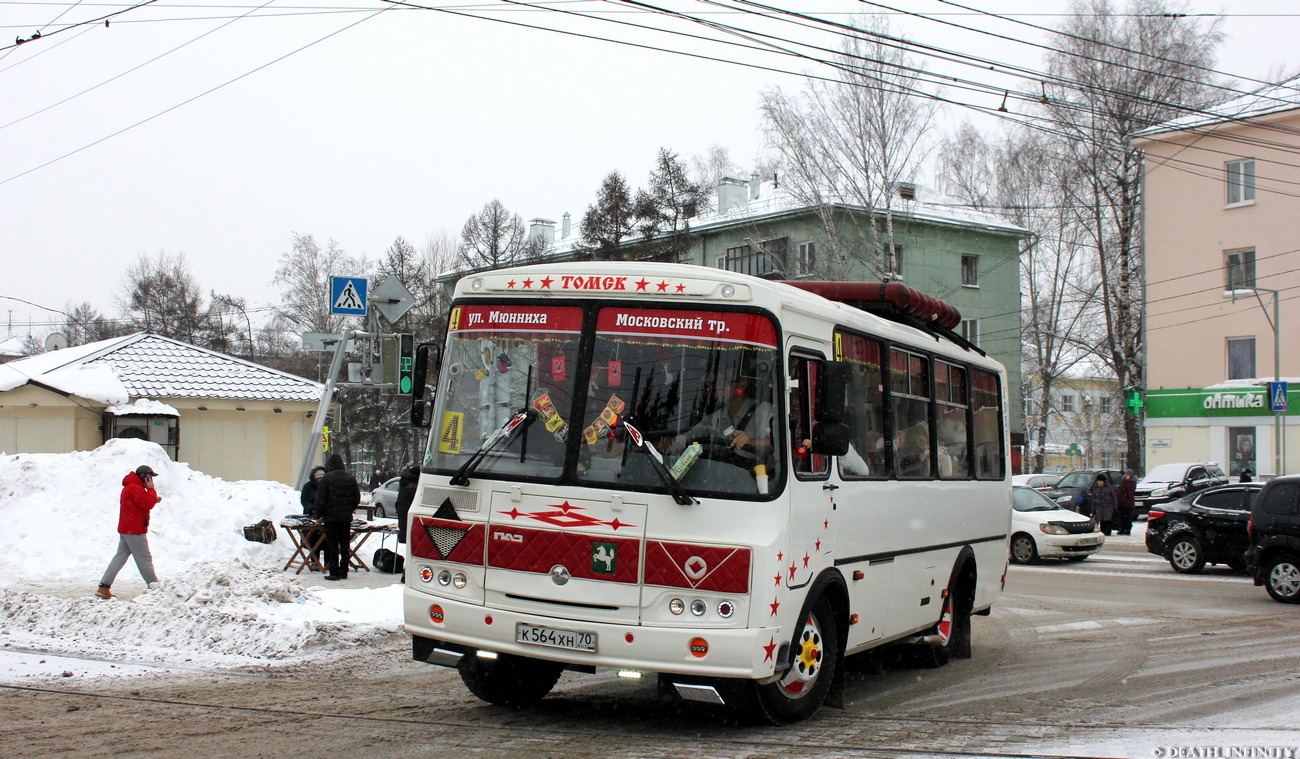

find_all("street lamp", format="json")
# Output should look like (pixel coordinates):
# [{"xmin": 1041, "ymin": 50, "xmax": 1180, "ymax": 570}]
[{"xmin": 1230, "ymin": 282, "xmax": 1283, "ymax": 475}]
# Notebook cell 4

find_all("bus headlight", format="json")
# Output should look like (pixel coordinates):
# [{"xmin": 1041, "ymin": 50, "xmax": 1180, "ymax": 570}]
[
  {"xmin": 717, "ymin": 600, "xmax": 735, "ymax": 618},
  {"xmin": 437, "ymin": 569, "xmax": 451, "ymax": 586},
  {"xmin": 690, "ymin": 599, "xmax": 707, "ymax": 616},
  {"xmin": 669, "ymin": 598, "xmax": 685, "ymax": 615},
  {"xmin": 452, "ymin": 572, "xmax": 468, "ymax": 589}
]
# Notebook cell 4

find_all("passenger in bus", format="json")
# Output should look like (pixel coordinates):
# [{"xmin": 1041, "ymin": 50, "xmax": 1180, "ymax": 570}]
[
  {"xmin": 840, "ymin": 433, "xmax": 884, "ymax": 476},
  {"xmin": 896, "ymin": 424, "xmax": 930, "ymax": 477}
]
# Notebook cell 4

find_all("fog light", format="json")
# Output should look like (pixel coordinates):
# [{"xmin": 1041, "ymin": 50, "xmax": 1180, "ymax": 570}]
[
  {"xmin": 617, "ymin": 669, "xmax": 642, "ymax": 679},
  {"xmin": 690, "ymin": 599, "xmax": 706, "ymax": 616},
  {"xmin": 471, "ymin": 279, "xmax": 484, "ymax": 291},
  {"xmin": 669, "ymin": 598, "xmax": 685, "ymax": 615},
  {"xmin": 721, "ymin": 285, "xmax": 736, "ymax": 298},
  {"xmin": 437, "ymin": 569, "xmax": 451, "ymax": 586},
  {"xmin": 476, "ymin": 649, "xmax": 497, "ymax": 660},
  {"xmin": 453, "ymin": 572, "xmax": 468, "ymax": 589},
  {"xmin": 419, "ymin": 567, "xmax": 433, "ymax": 583},
  {"xmin": 717, "ymin": 600, "xmax": 735, "ymax": 618}
]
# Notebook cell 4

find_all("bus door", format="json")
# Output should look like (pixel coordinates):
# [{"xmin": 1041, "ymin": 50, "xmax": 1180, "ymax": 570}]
[{"xmin": 784, "ymin": 344, "xmax": 837, "ymax": 591}]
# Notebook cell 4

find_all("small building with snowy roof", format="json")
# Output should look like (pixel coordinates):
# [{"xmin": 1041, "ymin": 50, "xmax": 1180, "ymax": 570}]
[{"xmin": 0, "ymin": 333, "xmax": 323, "ymax": 485}]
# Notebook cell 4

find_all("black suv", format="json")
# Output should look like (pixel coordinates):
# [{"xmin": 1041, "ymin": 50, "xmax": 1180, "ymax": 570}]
[
  {"xmin": 1041, "ymin": 469, "xmax": 1124, "ymax": 513},
  {"xmin": 1145, "ymin": 482, "xmax": 1261, "ymax": 573},
  {"xmin": 1133, "ymin": 462, "xmax": 1229, "ymax": 515},
  {"xmin": 1245, "ymin": 475, "xmax": 1300, "ymax": 603}
]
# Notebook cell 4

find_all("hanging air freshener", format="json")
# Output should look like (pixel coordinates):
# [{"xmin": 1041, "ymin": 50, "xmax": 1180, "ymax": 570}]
[
  {"xmin": 497, "ymin": 353, "xmax": 512, "ymax": 373},
  {"xmin": 552, "ymin": 354, "xmax": 567, "ymax": 381},
  {"xmin": 608, "ymin": 360, "xmax": 622, "ymax": 387}
]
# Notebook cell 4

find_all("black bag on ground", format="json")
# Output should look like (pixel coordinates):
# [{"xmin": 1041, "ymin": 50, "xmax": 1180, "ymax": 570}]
[
  {"xmin": 243, "ymin": 519, "xmax": 278, "ymax": 544},
  {"xmin": 373, "ymin": 547, "xmax": 405, "ymax": 574}
]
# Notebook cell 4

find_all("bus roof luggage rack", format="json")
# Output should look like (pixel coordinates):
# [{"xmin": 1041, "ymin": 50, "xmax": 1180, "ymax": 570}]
[{"xmin": 781, "ymin": 280, "xmax": 983, "ymax": 355}]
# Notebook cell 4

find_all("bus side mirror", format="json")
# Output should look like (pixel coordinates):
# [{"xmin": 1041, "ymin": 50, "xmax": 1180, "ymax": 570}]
[
  {"xmin": 409, "ymin": 342, "xmax": 441, "ymax": 427},
  {"xmin": 811, "ymin": 422, "xmax": 851, "ymax": 456},
  {"xmin": 815, "ymin": 362, "xmax": 851, "ymax": 424}
]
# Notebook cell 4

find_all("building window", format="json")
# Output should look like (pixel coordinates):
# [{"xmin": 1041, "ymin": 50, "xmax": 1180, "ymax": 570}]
[
  {"xmin": 796, "ymin": 241, "xmax": 816, "ymax": 276},
  {"xmin": 1226, "ymin": 159, "xmax": 1256, "ymax": 205},
  {"xmin": 1227, "ymin": 337, "xmax": 1256, "ymax": 380},
  {"xmin": 883, "ymin": 244, "xmax": 903, "ymax": 277},
  {"xmin": 1225, "ymin": 249, "xmax": 1256, "ymax": 290},
  {"xmin": 960, "ymin": 318, "xmax": 979, "ymax": 346},
  {"xmin": 719, "ymin": 238, "xmax": 787, "ymax": 277},
  {"xmin": 1061, "ymin": 393, "xmax": 1075, "ymax": 413},
  {"xmin": 1100, "ymin": 396, "xmax": 1113, "ymax": 415},
  {"xmin": 961, "ymin": 255, "xmax": 979, "ymax": 287}
]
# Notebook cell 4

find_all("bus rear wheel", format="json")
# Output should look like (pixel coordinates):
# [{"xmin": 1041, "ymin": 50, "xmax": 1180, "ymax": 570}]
[
  {"xmin": 752, "ymin": 596, "xmax": 838, "ymax": 724},
  {"xmin": 458, "ymin": 651, "xmax": 563, "ymax": 707}
]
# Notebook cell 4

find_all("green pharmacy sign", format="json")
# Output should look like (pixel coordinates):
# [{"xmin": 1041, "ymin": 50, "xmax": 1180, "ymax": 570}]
[{"xmin": 1146, "ymin": 388, "xmax": 1298, "ymax": 419}]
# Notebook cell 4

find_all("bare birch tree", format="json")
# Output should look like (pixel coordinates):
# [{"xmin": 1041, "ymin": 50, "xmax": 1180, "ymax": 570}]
[
  {"xmin": 1041, "ymin": 0, "xmax": 1224, "ymax": 469},
  {"xmin": 760, "ymin": 14, "xmax": 937, "ymax": 280}
]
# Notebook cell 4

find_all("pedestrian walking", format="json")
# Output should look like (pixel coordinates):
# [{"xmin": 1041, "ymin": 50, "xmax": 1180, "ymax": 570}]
[
  {"xmin": 1115, "ymin": 469, "xmax": 1138, "ymax": 536},
  {"xmin": 395, "ymin": 466, "xmax": 419, "ymax": 545},
  {"xmin": 313, "ymin": 454, "xmax": 360, "ymax": 581},
  {"xmin": 1240, "ymin": 468, "xmax": 1254, "ymax": 483},
  {"xmin": 96, "ymin": 465, "xmax": 162, "ymax": 598},
  {"xmin": 1086, "ymin": 474, "xmax": 1119, "ymax": 536}
]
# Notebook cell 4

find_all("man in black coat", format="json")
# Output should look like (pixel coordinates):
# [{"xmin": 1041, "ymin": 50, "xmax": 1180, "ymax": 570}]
[
  {"xmin": 313, "ymin": 454, "xmax": 360, "ymax": 581},
  {"xmin": 395, "ymin": 466, "xmax": 419, "ymax": 544}
]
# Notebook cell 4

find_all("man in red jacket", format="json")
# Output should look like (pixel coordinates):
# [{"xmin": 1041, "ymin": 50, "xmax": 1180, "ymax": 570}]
[{"xmin": 96, "ymin": 465, "xmax": 162, "ymax": 599}]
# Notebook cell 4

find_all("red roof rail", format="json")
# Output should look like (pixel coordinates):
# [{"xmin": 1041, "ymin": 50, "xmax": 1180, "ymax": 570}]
[{"xmin": 781, "ymin": 281, "xmax": 963, "ymax": 331}]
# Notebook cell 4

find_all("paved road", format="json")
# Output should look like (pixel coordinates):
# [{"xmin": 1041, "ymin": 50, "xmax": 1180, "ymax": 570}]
[{"xmin": 5, "ymin": 536, "xmax": 1298, "ymax": 759}]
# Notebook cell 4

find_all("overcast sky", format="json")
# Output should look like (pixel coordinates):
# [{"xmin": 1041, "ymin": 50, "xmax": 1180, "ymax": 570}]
[{"xmin": 2, "ymin": 0, "xmax": 1296, "ymax": 340}]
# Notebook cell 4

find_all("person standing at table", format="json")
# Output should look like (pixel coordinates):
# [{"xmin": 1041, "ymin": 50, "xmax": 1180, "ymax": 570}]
[
  {"xmin": 96, "ymin": 465, "xmax": 162, "ymax": 599},
  {"xmin": 314, "ymin": 454, "xmax": 360, "ymax": 581},
  {"xmin": 298, "ymin": 465, "xmax": 326, "ymax": 569},
  {"xmin": 395, "ymin": 466, "xmax": 419, "ymax": 545}
]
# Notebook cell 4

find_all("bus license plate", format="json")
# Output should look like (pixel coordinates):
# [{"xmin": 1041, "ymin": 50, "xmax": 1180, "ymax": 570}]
[{"xmin": 516, "ymin": 623, "xmax": 597, "ymax": 653}]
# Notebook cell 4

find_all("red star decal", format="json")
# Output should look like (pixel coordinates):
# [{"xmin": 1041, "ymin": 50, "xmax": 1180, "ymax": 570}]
[
  {"xmin": 656, "ymin": 280, "xmax": 669, "ymax": 292},
  {"xmin": 763, "ymin": 637, "xmax": 777, "ymax": 662},
  {"xmin": 507, "ymin": 279, "xmax": 517, "ymax": 288},
  {"xmin": 774, "ymin": 574, "xmax": 782, "ymax": 586},
  {"xmin": 823, "ymin": 520, "xmax": 829, "ymax": 529},
  {"xmin": 815, "ymin": 539, "xmax": 822, "ymax": 551},
  {"xmin": 540, "ymin": 276, "xmax": 554, "ymax": 288},
  {"xmin": 769, "ymin": 599, "xmax": 780, "ymax": 616},
  {"xmin": 675, "ymin": 283, "xmax": 686, "ymax": 292},
  {"xmin": 777, "ymin": 552, "xmax": 783, "ymax": 562},
  {"xmin": 788, "ymin": 564, "xmax": 797, "ymax": 579},
  {"xmin": 503, "ymin": 508, "xmax": 522, "ymax": 520},
  {"xmin": 635, "ymin": 278, "xmax": 650, "ymax": 291},
  {"xmin": 522, "ymin": 278, "xmax": 534, "ymax": 288},
  {"xmin": 803, "ymin": 553, "xmax": 811, "ymax": 568}
]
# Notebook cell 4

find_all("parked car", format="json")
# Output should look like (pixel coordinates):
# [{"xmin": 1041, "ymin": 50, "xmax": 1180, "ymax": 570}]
[
  {"xmin": 1244, "ymin": 475, "xmax": 1300, "ymax": 603},
  {"xmin": 1144, "ymin": 482, "xmax": 1262, "ymax": 573},
  {"xmin": 1040, "ymin": 469, "xmax": 1124, "ymax": 512},
  {"xmin": 370, "ymin": 476, "xmax": 402, "ymax": 518},
  {"xmin": 1009, "ymin": 485, "xmax": 1105, "ymax": 564},
  {"xmin": 1012, "ymin": 473, "xmax": 1061, "ymax": 491},
  {"xmin": 1134, "ymin": 462, "xmax": 1228, "ymax": 514}
]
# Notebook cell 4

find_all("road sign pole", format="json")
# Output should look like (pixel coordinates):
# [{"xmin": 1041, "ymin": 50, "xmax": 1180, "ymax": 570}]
[{"xmin": 297, "ymin": 328, "xmax": 353, "ymax": 488}]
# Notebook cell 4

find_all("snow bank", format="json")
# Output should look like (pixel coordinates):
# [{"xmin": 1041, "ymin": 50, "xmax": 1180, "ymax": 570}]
[
  {"xmin": 1, "ymin": 559, "xmax": 401, "ymax": 668},
  {"xmin": 0, "ymin": 438, "xmax": 299, "ymax": 586}
]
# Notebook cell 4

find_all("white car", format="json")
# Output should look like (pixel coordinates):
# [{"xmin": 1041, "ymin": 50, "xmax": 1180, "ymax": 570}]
[
  {"xmin": 1009, "ymin": 485, "xmax": 1105, "ymax": 564},
  {"xmin": 1011, "ymin": 473, "xmax": 1061, "ymax": 491}
]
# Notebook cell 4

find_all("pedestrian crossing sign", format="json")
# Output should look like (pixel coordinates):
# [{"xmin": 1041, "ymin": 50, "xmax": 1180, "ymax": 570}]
[
  {"xmin": 1269, "ymin": 381, "xmax": 1289, "ymax": 412},
  {"xmin": 330, "ymin": 276, "xmax": 368, "ymax": 316}
]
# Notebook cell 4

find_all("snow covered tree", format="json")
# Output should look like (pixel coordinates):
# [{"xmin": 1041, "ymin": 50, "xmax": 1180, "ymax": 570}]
[
  {"xmin": 633, "ymin": 148, "xmax": 705, "ymax": 261},
  {"xmin": 456, "ymin": 200, "xmax": 541, "ymax": 272}
]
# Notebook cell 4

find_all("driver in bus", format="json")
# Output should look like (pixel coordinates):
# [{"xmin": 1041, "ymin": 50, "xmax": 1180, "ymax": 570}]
[{"xmin": 671, "ymin": 373, "xmax": 774, "ymax": 458}]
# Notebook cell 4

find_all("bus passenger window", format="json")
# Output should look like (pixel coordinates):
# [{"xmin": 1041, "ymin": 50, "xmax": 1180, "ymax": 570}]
[
  {"xmin": 835, "ymin": 331, "xmax": 886, "ymax": 479},
  {"xmin": 890, "ymin": 349, "xmax": 932, "ymax": 479},
  {"xmin": 971, "ymin": 368, "xmax": 1004, "ymax": 479},
  {"xmin": 936, "ymin": 361, "xmax": 971, "ymax": 479}
]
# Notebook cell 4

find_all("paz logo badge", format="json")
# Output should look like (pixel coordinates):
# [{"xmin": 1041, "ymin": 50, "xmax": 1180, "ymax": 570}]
[{"xmin": 592, "ymin": 542, "xmax": 618, "ymax": 575}]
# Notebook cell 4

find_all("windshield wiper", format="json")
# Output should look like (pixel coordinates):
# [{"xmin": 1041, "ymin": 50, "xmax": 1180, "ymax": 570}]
[
  {"xmin": 450, "ymin": 411, "xmax": 532, "ymax": 486},
  {"xmin": 623, "ymin": 420, "xmax": 697, "ymax": 506}
]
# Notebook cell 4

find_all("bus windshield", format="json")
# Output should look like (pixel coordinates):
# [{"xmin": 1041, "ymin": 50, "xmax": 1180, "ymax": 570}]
[{"xmin": 425, "ymin": 302, "xmax": 783, "ymax": 499}]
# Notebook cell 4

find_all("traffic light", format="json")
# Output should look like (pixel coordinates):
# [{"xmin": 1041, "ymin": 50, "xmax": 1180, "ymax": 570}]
[{"xmin": 398, "ymin": 333, "xmax": 415, "ymax": 394}]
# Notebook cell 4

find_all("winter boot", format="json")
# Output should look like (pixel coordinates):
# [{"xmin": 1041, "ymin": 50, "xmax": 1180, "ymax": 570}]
[{"xmin": 95, "ymin": 585, "xmax": 114, "ymax": 599}]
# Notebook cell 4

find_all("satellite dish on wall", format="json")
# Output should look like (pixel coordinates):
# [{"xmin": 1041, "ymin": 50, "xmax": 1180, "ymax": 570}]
[{"xmin": 45, "ymin": 332, "xmax": 69, "ymax": 351}]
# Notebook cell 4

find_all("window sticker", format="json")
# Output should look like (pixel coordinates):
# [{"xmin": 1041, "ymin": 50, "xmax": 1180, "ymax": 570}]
[
  {"xmin": 438, "ymin": 412, "xmax": 463, "ymax": 454},
  {"xmin": 532, "ymin": 390, "xmax": 569, "ymax": 442},
  {"xmin": 583, "ymin": 394, "xmax": 625, "ymax": 445}
]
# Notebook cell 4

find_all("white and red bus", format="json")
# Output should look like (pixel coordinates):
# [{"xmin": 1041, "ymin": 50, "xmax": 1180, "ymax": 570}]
[{"xmin": 403, "ymin": 262, "xmax": 1010, "ymax": 723}]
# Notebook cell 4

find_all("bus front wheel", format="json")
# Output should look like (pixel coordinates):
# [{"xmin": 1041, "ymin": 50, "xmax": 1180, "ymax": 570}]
[
  {"xmin": 458, "ymin": 651, "xmax": 563, "ymax": 707},
  {"xmin": 752, "ymin": 595, "xmax": 839, "ymax": 724}
]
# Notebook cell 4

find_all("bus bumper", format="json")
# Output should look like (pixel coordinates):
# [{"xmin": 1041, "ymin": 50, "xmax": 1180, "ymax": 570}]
[{"xmin": 405, "ymin": 589, "xmax": 781, "ymax": 680}]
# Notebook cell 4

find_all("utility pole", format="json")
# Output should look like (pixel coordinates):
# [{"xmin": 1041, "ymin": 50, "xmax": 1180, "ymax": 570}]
[{"xmin": 1233, "ymin": 284, "xmax": 1283, "ymax": 475}]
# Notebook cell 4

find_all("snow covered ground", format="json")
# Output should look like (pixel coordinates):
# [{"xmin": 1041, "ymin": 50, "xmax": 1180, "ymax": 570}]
[{"xmin": 0, "ymin": 438, "xmax": 401, "ymax": 683}]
